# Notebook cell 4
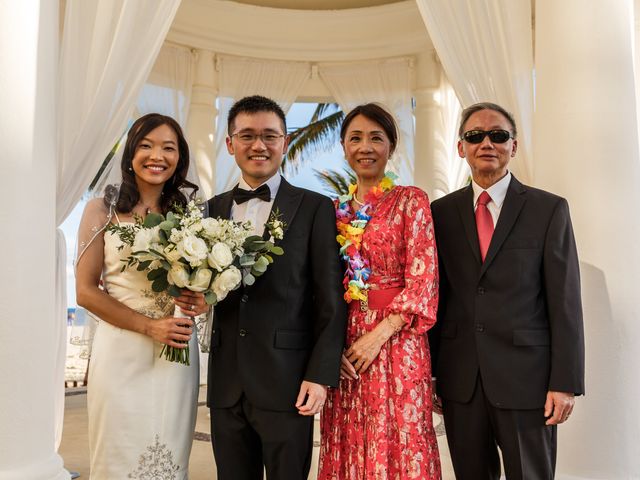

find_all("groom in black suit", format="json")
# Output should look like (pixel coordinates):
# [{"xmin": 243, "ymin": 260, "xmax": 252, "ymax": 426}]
[
  {"xmin": 429, "ymin": 102, "xmax": 585, "ymax": 479},
  {"xmin": 206, "ymin": 95, "xmax": 346, "ymax": 480}
]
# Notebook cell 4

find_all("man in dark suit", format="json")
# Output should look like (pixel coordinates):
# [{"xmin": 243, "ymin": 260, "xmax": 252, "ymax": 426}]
[
  {"xmin": 206, "ymin": 95, "xmax": 346, "ymax": 480},
  {"xmin": 429, "ymin": 102, "xmax": 585, "ymax": 479}
]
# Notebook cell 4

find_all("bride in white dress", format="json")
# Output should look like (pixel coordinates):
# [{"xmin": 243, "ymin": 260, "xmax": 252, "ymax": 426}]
[{"xmin": 75, "ymin": 114, "xmax": 208, "ymax": 479}]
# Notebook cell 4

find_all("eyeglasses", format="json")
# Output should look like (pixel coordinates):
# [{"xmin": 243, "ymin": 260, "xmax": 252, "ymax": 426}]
[
  {"xmin": 230, "ymin": 132, "xmax": 285, "ymax": 146},
  {"xmin": 461, "ymin": 129, "xmax": 513, "ymax": 144}
]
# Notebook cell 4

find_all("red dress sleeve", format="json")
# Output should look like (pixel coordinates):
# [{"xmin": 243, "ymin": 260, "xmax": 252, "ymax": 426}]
[{"xmin": 386, "ymin": 187, "xmax": 439, "ymax": 335}]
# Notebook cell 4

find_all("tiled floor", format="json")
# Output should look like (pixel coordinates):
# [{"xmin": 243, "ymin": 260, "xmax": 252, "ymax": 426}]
[{"xmin": 59, "ymin": 386, "xmax": 455, "ymax": 479}]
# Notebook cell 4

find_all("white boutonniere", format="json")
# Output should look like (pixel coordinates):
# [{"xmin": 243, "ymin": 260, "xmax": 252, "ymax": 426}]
[{"xmin": 266, "ymin": 208, "xmax": 286, "ymax": 241}]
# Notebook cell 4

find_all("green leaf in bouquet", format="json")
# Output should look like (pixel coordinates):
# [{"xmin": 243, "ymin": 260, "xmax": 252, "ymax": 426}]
[
  {"xmin": 166, "ymin": 211, "xmax": 176, "ymax": 223},
  {"xmin": 264, "ymin": 254, "xmax": 273, "ymax": 263},
  {"xmin": 160, "ymin": 260, "xmax": 172, "ymax": 270},
  {"xmin": 147, "ymin": 268, "xmax": 166, "ymax": 281},
  {"xmin": 159, "ymin": 220, "xmax": 175, "ymax": 232},
  {"xmin": 143, "ymin": 212, "xmax": 165, "ymax": 228},
  {"xmin": 239, "ymin": 254, "xmax": 255, "ymax": 267},
  {"xmin": 243, "ymin": 236, "xmax": 267, "ymax": 252},
  {"xmin": 151, "ymin": 275, "xmax": 169, "ymax": 292},
  {"xmin": 158, "ymin": 229, "xmax": 168, "ymax": 243},
  {"xmin": 137, "ymin": 260, "xmax": 152, "ymax": 271},
  {"xmin": 270, "ymin": 246, "xmax": 284, "ymax": 256},
  {"xmin": 204, "ymin": 290, "xmax": 218, "ymax": 305},
  {"xmin": 167, "ymin": 284, "xmax": 182, "ymax": 298},
  {"xmin": 149, "ymin": 248, "xmax": 165, "ymax": 258},
  {"xmin": 243, "ymin": 273, "xmax": 256, "ymax": 285},
  {"xmin": 254, "ymin": 255, "xmax": 269, "ymax": 271}
]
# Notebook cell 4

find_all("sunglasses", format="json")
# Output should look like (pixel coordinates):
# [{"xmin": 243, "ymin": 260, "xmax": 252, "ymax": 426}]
[{"xmin": 461, "ymin": 129, "xmax": 513, "ymax": 144}]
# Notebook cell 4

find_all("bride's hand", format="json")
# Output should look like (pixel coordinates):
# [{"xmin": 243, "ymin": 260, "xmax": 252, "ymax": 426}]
[{"xmin": 145, "ymin": 316, "xmax": 194, "ymax": 348}]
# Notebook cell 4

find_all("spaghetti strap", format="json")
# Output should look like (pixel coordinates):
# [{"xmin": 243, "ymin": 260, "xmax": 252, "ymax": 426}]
[{"xmin": 113, "ymin": 211, "xmax": 122, "ymax": 225}]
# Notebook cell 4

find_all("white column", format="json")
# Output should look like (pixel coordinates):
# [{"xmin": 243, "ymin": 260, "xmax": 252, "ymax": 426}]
[
  {"xmin": 413, "ymin": 51, "xmax": 441, "ymax": 197},
  {"xmin": 534, "ymin": 0, "xmax": 640, "ymax": 478},
  {"xmin": 0, "ymin": 1, "xmax": 69, "ymax": 479},
  {"xmin": 186, "ymin": 49, "xmax": 218, "ymax": 200}
]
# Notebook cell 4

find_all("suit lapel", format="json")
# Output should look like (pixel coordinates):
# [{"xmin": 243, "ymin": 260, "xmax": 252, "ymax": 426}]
[
  {"xmin": 209, "ymin": 190, "xmax": 234, "ymax": 220},
  {"xmin": 455, "ymin": 185, "xmax": 482, "ymax": 264},
  {"xmin": 263, "ymin": 177, "xmax": 303, "ymax": 241},
  {"xmin": 479, "ymin": 176, "xmax": 527, "ymax": 277}
]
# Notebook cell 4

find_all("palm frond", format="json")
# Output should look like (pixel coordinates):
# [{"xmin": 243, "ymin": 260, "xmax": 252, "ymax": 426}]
[
  {"xmin": 284, "ymin": 109, "xmax": 345, "ymax": 172},
  {"xmin": 313, "ymin": 166, "xmax": 356, "ymax": 198},
  {"xmin": 310, "ymin": 103, "xmax": 339, "ymax": 123}
]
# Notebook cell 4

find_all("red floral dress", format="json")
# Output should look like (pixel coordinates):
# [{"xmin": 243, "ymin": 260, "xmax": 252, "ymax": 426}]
[{"xmin": 319, "ymin": 186, "xmax": 441, "ymax": 480}]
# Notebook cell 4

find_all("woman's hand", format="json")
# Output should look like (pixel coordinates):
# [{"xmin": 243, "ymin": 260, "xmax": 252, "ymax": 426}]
[
  {"xmin": 145, "ymin": 315, "xmax": 194, "ymax": 348},
  {"xmin": 174, "ymin": 289, "xmax": 209, "ymax": 316},
  {"xmin": 340, "ymin": 354, "xmax": 359, "ymax": 380},
  {"xmin": 345, "ymin": 313, "xmax": 404, "ymax": 374}
]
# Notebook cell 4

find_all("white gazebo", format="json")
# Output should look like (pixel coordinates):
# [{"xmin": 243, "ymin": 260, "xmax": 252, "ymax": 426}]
[{"xmin": 1, "ymin": 0, "xmax": 640, "ymax": 478}]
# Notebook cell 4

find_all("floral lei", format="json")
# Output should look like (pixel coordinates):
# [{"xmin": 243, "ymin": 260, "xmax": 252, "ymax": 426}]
[{"xmin": 336, "ymin": 172, "xmax": 397, "ymax": 303}]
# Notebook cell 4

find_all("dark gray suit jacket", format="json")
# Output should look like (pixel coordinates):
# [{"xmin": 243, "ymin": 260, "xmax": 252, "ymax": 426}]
[
  {"xmin": 429, "ymin": 175, "xmax": 585, "ymax": 409},
  {"xmin": 206, "ymin": 178, "xmax": 347, "ymax": 411}
]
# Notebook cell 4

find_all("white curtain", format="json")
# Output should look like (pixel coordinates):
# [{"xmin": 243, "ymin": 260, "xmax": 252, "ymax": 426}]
[
  {"xmin": 55, "ymin": 0, "xmax": 182, "ymax": 447},
  {"xmin": 215, "ymin": 55, "xmax": 310, "ymax": 193},
  {"xmin": 432, "ymin": 75, "xmax": 467, "ymax": 199},
  {"xmin": 319, "ymin": 58, "xmax": 415, "ymax": 185},
  {"xmin": 94, "ymin": 43, "xmax": 196, "ymax": 194},
  {"xmin": 416, "ymin": 0, "xmax": 534, "ymax": 184}
]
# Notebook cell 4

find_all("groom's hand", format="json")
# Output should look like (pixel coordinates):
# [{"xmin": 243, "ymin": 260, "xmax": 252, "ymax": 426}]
[{"xmin": 295, "ymin": 381, "xmax": 327, "ymax": 416}]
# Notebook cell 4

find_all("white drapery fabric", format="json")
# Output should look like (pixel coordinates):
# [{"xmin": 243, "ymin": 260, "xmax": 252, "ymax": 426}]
[
  {"xmin": 215, "ymin": 55, "xmax": 310, "ymax": 193},
  {"xmin": 319, "ymin": 58, "xmax": 415, "ymax": 185},
  {"xmin": 432, "ymin": 75, "xmax": 467, "ymax": 199},
  {"xmin": 415, "ymin": 0, "xmax": 534, "ymax": 184},
  {"xmin": 55, "ymin": 0, "xmax": 182, "ymax": 447},
  {"xmin": 93, "ymin": 43, "xmax": 197, "ymax": 194}
]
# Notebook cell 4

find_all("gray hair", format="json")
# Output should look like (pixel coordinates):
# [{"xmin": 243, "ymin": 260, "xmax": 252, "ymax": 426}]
[{"xmin": 458, "ymin": 102, "xmax": 517, "ymax": 139}]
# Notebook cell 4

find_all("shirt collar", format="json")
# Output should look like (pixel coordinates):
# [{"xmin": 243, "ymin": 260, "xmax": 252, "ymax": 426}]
[
  {"xmin": 472, "ymin": 171, "xmax": 511, "ymax": 208},
  {"xmin": 238, "ymin": 173, "xmax": 281, "ymax": 200}
]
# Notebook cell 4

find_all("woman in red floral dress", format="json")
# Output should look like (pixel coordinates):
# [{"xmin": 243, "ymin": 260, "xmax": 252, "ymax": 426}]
[{"xmin": 319, "ymin": 103, "xmax": 441, "ymax": 479}]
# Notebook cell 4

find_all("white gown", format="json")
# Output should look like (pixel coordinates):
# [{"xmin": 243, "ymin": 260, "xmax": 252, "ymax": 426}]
[{"xmin": 88, "ymin": 229, "xmax": 199, "ymax": 479}]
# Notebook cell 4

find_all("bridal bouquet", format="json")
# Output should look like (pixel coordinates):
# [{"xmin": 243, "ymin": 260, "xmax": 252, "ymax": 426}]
[{"xmin": 107, "ymin": 201, "xmax": 284, "ymax": 364}]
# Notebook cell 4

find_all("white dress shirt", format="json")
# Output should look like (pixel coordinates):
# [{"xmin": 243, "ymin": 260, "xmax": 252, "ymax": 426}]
[
  {"xmin": 231, "ymin": 173, "xmax": 281, "ymax": 236},
  {"xmin": 471, "ymin": 172, "xmax": 512, "ymax": 227}
]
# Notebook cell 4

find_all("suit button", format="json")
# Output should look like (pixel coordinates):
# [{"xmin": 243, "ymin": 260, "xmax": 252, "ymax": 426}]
[
  {"xmin": 239, "ymin": 329, "xmax": 247, "ymax": 337},
  {"xmin": 477, "ymin": 287, "xmax": 486, "ymax": 295},
  {"xmin": 241, "ymin": 294, "xmax": 249, "ymax": 303},
  {"xmin": 475, "ymin": 323, "xmax": 484, "ymax": 332}
]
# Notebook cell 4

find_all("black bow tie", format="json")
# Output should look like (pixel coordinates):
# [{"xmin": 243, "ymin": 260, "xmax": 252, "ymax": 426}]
[{"xmin": 232, "ymin": 184, "xmax": 271, "ymax": 204}]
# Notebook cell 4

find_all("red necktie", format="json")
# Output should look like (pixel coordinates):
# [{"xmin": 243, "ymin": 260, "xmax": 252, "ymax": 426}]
[{"xmin": 476, "ymin": 191, "xmax": 494, "ymax": 262}]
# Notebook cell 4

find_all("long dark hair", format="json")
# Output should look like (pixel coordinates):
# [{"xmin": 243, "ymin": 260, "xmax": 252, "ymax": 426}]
[{"xmin": 105, "ymin": 113, "xmax": 198, "ymax": 214}]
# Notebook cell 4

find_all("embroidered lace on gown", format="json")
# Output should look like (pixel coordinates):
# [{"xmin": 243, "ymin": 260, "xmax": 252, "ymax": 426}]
[
  {"xmin": 87, "ymin": 226, "xmax": 199, "ymax": 479},
  {"xmin": 319, "ymin": 186, "xmax": 441, "ymax": 480}
]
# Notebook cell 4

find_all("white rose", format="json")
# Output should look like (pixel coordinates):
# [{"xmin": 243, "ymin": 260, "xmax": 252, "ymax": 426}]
[
  {"xmin": 188, "ymin": 221, "xmax": 203, "ymax": 234},
  {"xmin": 188, "ymin": 268, "xmax": 212, "ymax": 292},
  {"xmin": 167, "ymin": 264, "xmax": 189, "ymax": 288},
  {"xmin": 169, "ymin": 228, "xmax": 183, "ymax": 244},
  {"xmin": 211, "ymin": 266, "xmax": 242, "ymax": 302},
  {"xmin": 163, "ymin": 245, "xmax": 181, "ymax": 263},
  {"xmin": 176, "ymin": 232, "xmax": 208, "ymax": 267},
  {"xmin": 273, "ymin": 226, "xmax": 284, "ymax": 239},
  {"xmin": 208, "ymin": 242, "xmax": 234, "ymax": 272},
  {"xmin": 201, "ymin": 218, "xmax": 223, "ymax": 239},
  {"xmin": 132, "ymin": 226, "xmax": 160, "ymax": 252}
]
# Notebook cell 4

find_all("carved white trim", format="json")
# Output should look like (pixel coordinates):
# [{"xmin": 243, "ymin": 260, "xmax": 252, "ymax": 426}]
[{"xmin": 167, "ymin": 0, "xmax": 433, "ymax": 62}]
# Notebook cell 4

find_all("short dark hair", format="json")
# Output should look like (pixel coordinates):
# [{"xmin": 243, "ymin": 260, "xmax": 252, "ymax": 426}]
[
  {"xmin": 107, "ymin": 113, "xmax": 198, "ymax": 214},
  {"xmin": 227, "ymin": 95, "xmax": 287, "ymax": 134},
  {"xmin": 340, "ymin": 103, "xmax": 398, "ymax": 154},
  {"xmin": 458, "ymin": 102, "xmax": 517, "ymax": 139}
]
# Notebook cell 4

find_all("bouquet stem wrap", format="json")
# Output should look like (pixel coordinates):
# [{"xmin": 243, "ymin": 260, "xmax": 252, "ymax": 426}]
[{"xmin": 160, "ymin": 305, "xmax": 192, "ymax": 365}]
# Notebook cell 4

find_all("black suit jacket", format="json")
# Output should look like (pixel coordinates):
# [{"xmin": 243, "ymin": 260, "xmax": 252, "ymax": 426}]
[
  {"xmin": 429, "ymin": 176, "xmax": 585, "ymax": 409},
  {"xmin": 206, "ymin": 178, "xmax": 347, "ymax": 412}
]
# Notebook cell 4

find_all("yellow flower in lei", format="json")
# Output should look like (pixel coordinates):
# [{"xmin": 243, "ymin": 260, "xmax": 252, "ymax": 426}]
[{"xmin": 335, "ymin": 172, "xmax": 398, "ymax": 303}]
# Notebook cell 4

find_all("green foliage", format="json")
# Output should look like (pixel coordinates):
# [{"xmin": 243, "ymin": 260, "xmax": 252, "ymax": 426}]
[
  {"xmin": 313, "ymin": 165, "xmax": 357, "ymax": 197},
  {"xmin": 283, "ymin": 103, "xmax": 344, "ymax": 172}
]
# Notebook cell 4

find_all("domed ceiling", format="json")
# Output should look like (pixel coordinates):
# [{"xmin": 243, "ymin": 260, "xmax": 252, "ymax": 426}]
[{"xmin": 231, "ymin": 0, "xmax": 405, "ymax": 10}]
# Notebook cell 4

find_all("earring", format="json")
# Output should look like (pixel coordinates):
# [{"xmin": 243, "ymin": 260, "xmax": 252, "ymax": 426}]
[{"xmin": 128, "ymin": 167, "xmax": 133, "ymax": 171}]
